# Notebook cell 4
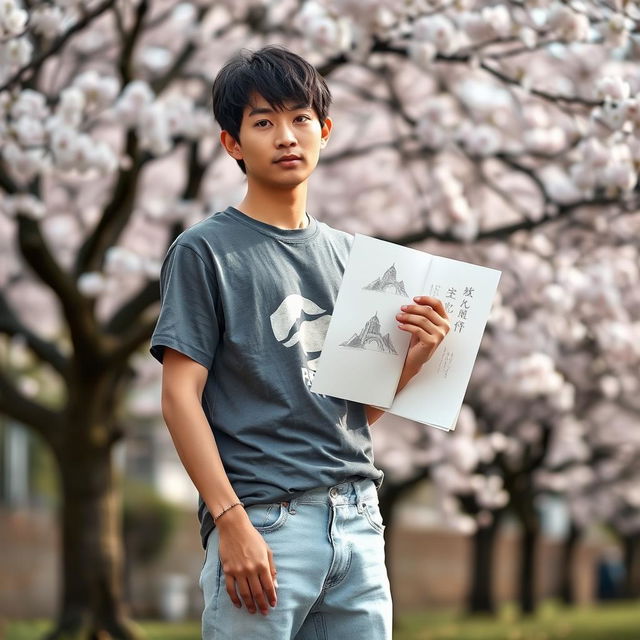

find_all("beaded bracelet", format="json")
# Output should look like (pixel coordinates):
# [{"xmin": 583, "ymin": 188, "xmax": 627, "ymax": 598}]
[{"xmin": 213, "ymin": 501, "xmax": 245, "ymax": 524}]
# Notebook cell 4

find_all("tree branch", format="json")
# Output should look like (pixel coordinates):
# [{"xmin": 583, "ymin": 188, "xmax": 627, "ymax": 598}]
[
  {"xmin": 150, "ymin": 6, "xmax": 223, "ymax": 95},
  {"xmin": 117, "ymin": 0, "xmax": 148, "ymax": 84},
  {"xmin": 0, "ymin": 288, "xmax": 68, "ymax": 375},
  {"xmin": 74, "ymin": 130, "xmax": 142, "ymax": 276},
  {"xmin": 0, "ymin": 0, "xmax": 118, "ymax": 92},
  {"xmin": 0, "ymin": 366, "xmax": 64, "ymax": 447},
  {"xmin": 103, "ymin": 280, "xmax": 157, "ymax": 336},
  {"xmin": 107, "ymin": 317, "xmax": 157, "ymax": 366},
  {"xmin": 16, "ymin": 213, "xmax": 103, "ymax": 359},
  {"xmin": 104, "ymin": 142, "xmax": 207, "ymax": 364}
]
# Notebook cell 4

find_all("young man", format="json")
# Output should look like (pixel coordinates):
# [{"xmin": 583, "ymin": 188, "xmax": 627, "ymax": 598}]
[{"xmin": 149, "ymin": 45, "xmax": 450, "ymax": 639}]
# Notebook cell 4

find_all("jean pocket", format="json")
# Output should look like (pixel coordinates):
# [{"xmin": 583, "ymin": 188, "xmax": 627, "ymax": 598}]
[
  {"xmin": 245, "ymin": 502, "xmax": 289, "ymax": 533},
  {"xmin": 362, "ymin": 500, "xmax": 386, "ymax": 534}
]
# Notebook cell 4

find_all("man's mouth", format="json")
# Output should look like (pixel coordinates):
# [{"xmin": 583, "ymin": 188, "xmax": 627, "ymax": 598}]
[{"xmin": 276, "ymin": 154, "xmax": 302, "ymax": 164}]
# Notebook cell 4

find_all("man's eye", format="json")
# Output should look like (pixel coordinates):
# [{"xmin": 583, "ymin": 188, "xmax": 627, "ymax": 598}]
[
  {"xmin": 255, "ymin": 120, "xmax": 269, "ymax": 127},
  {"xmin": 296, "ymin": 115, "xmax": 311, "ymax": 121}
]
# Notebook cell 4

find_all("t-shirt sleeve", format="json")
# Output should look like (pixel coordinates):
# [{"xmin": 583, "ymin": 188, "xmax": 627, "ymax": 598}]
[{"xmin": 149, "ymin": 242, "xmax": 220, "ymax": 370}]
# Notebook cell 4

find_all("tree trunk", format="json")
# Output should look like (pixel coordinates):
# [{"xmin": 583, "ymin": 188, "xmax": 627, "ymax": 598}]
[
  {"xmin": 622, "ymin": 533, "xmax": 640, "ymax": 599},
  {"xmin": 520, "ymin": 523, "xmax": 539, "ymax": 615},
  {"xmin": 379, "ymin": 488, "xmax": 403, "ymax": 633},
  {"xmin": 467, "ymin": 512, "xmax": 501, "ymax": 614},
  {"xmin": 559, "ymin": 520, "xmax": 581, "ymax": 605},
  {"xmin": 44, "ymin": 442, "xmax": 145, "ymax": 640},
  {"xmin": 379, "ymin": 469, "xmax": 430, "ymax": 634}
]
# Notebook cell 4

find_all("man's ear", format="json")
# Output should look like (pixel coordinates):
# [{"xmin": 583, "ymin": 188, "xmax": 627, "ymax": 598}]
[
  {"xmin": 320, "ymin": 116, "xmax": 333, "ymax": 148},
  {"xmin": 220, "ymin": 130, "xmax": 243, "ymax": 160}
]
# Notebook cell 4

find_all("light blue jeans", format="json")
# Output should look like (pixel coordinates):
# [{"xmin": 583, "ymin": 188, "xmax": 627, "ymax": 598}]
[{"xmin": 199, "ymin": 477, "xmax": 392, "ymax": 639}]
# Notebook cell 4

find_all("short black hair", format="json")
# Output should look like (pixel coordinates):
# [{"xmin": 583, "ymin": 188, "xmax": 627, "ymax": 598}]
[{"xmin": 211, "ymin": 45, "xmax": 332, "ymax": 174}]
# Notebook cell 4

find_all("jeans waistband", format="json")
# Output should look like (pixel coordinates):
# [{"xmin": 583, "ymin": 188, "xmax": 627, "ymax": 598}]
[{"xmin": 284, "ymin": 477, "xmax": 378, "ymax": 508}]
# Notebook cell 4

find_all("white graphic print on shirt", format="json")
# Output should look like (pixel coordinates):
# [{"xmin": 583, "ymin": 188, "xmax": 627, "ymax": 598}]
[{"xmin": 269, "ymin": 294, "xmax": 331, "ymax": 390}]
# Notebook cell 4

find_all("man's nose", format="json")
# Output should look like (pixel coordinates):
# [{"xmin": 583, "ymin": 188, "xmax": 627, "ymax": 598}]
[{"xmin": 275, "ymin": 124, "xmax": 297, "ymax": 146}]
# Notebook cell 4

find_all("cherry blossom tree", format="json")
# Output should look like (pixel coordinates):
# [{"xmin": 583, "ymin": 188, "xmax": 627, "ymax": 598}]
[
  {"xmin": 389, "ymin": 211, "xmax": 640, "ymax": 614},
  {"xmin": 1, "ymin": 0, "xmax": 639, "ymax": 636}
]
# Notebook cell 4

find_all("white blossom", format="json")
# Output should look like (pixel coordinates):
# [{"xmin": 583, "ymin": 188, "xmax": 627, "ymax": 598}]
[
  {"xmin": 104, "ymin": 246, "xmax": 145, "ymax": 275},
  {"xmin": 480, "ymin": 6, "xmax": 512, "ymax": 38},
  {"xmin": 10, "ymin": 89, "xmax": 49, "ymax": 120},
  {"xmin": 170, "ymin": 3, "xmax": 197, "ymax": 30},
  {"xmin": 0, "ymin": 36, "xmax": 33, "ymax": 67},
  {"xmin": 13, "ymin": 115, "xmax": 46, "ymax": 146},
  {"xmin": 29, "ymin": 5, "xmax": 65, "ymax": 39},
  {"xmin": 599, "ymin": 375, "xmax": 621, "ymax": 398},
  {"xmin": 306, "ymin": 14, "xmax": 351, "ymax": 55},
  {"xmin": 547, "ymin": 4, "xmax": 590, "ymax": 42},
  {"xmin": 412, "ymin": 14, "xmax": 459, "ymax": 54},
  {"xmin": 78, "ymin": 272, "xmax": 107, "ymax": 297},
  {"xmin": 71, "ymin": 134, "xmax": 96, "ymax": 172},
  {"xmin": 459, "ymin": 11, "xmax": 494, "ymax": 43},
  {"xmin": 163, "ymin": 94, "xmax": 194, "ymax": 136},
  {"xmin": 581, "ymin": 137, "xmax": 610, "ymax": 169},
  {"xmin": 114, "ymin": 80, "xmax": 155, "ymax": 127},
  {"xmin": 0, "ymin": 2, "xmax": 27, "ymax": 36},
  {"xmin": 91, "ymin": 141, "xmax": 118, "ymax": 175},
  {"xmin": 136, "ymin": 47, "xmax": 173, "ymax": 74},
  {"xmin": 137, "ymin": 102, "xmax": 172, "ymax": 155},
  {"xmin": 73, "ymin": 70, "xmax": 120, "ymax": 111},
  {"xmin": 598, "ymin": 13, "xmax": 632, "ymax": 48},
  {"xmin": 569, "ymin": 162, "xmax": 597, "ymax": 191},
  {"xmin": 56, "ymin": 86, "xmax": 86, "ymax": 127},
  {"xmin": 50, "ymin": 125, "xmax": 81, "ymax": 170},
  {"xmin": 602, "ymin": 161, "xmax": 637, "ymax": 192},
  {"xmin": 2, "ymin": 141, "xmax": 46, "ymax": 180},
  {"xmin": 5, "ymin": 193, "xmax": 46, "ymax": 219},
  {"xmin": 463, "ymin": 123, "xmax": 501, "ymax": 156},
  {"xmin": 407, "ymin": 40, "xmax": 437, "ymax": 70},
  {"xmin": 184, "ymin": 108, "xmax": 213, "ymax": 139},
  {"xmin": 505, "ymin": 352, "xmax": 564, "ymax": 397},
  {"xmin": 294, "ymin": 1, "xmax": 328, "ymax": 33},
  {"xmin": 517, "ymin": 25, "xmax": 537, "ymax": 49},
  {"xmin": 595, "ymin": 76, "xmax": 631, "ymax": 102},
  {"xmin": 523, "ymin": 126, "xmax": 566, "ymax": 153}
]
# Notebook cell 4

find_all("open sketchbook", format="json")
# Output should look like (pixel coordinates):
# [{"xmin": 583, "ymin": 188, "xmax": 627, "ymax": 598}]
[{"xmin": 311, "ymin": 234, "xmax": 502, "ymax": 431}]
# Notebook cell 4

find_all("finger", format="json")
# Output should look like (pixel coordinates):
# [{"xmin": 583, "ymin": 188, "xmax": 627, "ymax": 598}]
[
  {"xmin": 401, "ymin": 304, "xmax": 451, "ymax": 333},
  {"xmin": 412, "ymin": 296, "xmax": 447, "ymax": 317},
  {"xmin": 225, "ymin": 574, "xmax": 242, "ymax": 609},
  {"xmin": 235, "ymin": 575, "xmax": 258, "ymax": 614},
  {"xmin": 396, "ymin": 312, "xmax": 439, "ymax": 335},
  {"xmin": 399, "ymin": 305, "xmax": 445, "ymax": 326},
  {"xmin": 397, "ymin": 323, "xmax": 436, "ymax": 348},
  {"xmin": 248, "ymin": 572, "xmax": 271, "ymax": 616},
  {"xmin": 267, "ymin": 548, "xmax": 278, "ymax": 605},
  {"xmin": 260, "ymin": 567, "xmax": 278, "ymax": 612}
]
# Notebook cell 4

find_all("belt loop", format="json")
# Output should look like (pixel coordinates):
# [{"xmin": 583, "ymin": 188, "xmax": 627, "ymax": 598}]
[{"xmin": 285, "ymin": 499, "xmax": 297, "ymax": 514}]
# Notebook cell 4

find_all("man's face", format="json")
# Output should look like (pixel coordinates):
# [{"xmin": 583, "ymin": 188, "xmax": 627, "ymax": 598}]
[{"xmin": 223, "ymin": 92, "xmax": 332, "ymax": 186}]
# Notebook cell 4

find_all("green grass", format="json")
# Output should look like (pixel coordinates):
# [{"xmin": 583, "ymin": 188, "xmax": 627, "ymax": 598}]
[
  {"xmin": 394, "ymin": 601, "xmax": 640, "ymax": 640},
  {"xmin": 4, "ymin": 601, "xmax": 640, "ymax": 640}
]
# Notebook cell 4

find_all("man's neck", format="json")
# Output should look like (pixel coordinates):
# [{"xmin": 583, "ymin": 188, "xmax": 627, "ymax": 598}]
[{"xmin": 235, "ymin": 181, "xmax": 309, "ymax": 230}]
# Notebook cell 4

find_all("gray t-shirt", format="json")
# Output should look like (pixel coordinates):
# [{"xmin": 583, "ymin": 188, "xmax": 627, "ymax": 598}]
[{"xmin": 150, "ymin": 205, "xmax": 384, "ymax": 549}]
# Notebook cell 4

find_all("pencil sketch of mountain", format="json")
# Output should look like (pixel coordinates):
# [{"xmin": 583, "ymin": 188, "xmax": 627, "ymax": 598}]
[
  {"xmin": 340, "ymin": 312, "xmax": 398, "ymax": 354},
  {"xmin": 364, "ymin": 263, "xmax": 408, "ymax": 297}
]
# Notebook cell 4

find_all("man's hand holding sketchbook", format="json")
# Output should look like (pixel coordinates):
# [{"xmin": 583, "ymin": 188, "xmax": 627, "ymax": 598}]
[{"xmin": 311, "ymin": 234, "xmax": 502, "ymax": 432}]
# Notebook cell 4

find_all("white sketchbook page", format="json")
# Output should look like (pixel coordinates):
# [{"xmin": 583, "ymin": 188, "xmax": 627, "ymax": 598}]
[
  {"xmin": 311, "ymin": 234, "xmax": 431, "ymax": 407},
  {"xmin": 388, "ymin": 255, "xmax": 502, "ymax": 429}
]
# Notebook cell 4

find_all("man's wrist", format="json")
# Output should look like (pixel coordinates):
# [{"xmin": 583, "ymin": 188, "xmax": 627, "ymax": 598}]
[
  {"xmin": 213, "ymin": 500, "xmax": 245, "ymax": 523},
  {"xmin": 397, "ymin": 363, "xmax": 421, "ymax": 394},
  {"xmin": 215, "ymin": 504, "xmax": 249, "ymax": 531}
]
